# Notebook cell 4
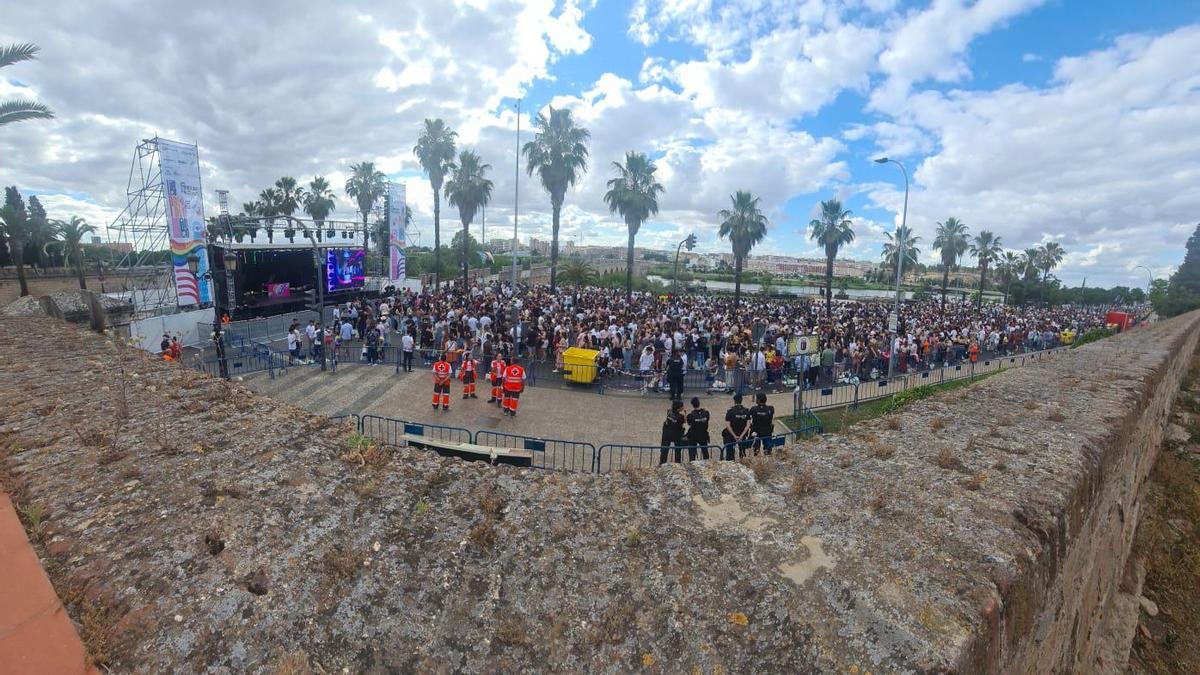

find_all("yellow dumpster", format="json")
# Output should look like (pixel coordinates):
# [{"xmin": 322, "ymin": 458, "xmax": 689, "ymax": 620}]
[
  {"xmin": 1060, "ymin": 330, "xmax": 1076, "ymax": 345},
  {"xmin": 562, "ymin": 347, "xmax": 600, "ymax": 384}
]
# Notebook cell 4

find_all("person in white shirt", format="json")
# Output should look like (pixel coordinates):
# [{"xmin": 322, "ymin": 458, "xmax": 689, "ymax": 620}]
[{"xmin": 400, "ymin": 332, "xmax": 415, "ymax": 372}]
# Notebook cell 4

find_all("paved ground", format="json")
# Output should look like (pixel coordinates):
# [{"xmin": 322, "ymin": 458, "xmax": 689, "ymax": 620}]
[{"xmin": 239, "ymin": 362, "xmax": 799, "ymax": 449}]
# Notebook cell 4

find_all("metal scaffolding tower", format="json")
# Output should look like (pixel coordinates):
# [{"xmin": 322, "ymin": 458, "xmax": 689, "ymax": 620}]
[{"xmin": 109, "ymin": 137, "xmax": 183, "ymax": 316}]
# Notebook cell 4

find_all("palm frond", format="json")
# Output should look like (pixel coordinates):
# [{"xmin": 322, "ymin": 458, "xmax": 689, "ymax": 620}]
[
  {"xmin": 0, "ymin": 100, "xmax": 54, "ymax": 126},
  {"xmin": 0, "ymin": 43, "xmax": 40, "ymax": 69}
]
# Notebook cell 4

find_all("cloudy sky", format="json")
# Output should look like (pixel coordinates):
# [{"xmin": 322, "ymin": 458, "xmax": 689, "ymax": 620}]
[{"xmin": 2, "ymin": 0, "xmax": 1197, "ymax": 287}]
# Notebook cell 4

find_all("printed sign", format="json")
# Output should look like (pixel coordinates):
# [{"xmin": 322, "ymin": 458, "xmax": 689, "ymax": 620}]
[
  {"xmin": 388, "ymin": 182, "xmax": 406, "ymax": 281},
  {"xmin": 160, "ymin": 139, "xmax": 210, "ymax": 306}
]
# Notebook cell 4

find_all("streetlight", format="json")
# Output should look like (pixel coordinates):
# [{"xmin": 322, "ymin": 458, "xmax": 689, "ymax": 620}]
[
  {"xmin": 1134, "ymin": 264, "xmax": 1153, "ymax": 293},
  {"xmin": 673, "ymin": 233, "xmax": 697, "ymax": 293},
  {"xmin": 874, "ymin": 156, "xmax": 909, "ymax": 380}
]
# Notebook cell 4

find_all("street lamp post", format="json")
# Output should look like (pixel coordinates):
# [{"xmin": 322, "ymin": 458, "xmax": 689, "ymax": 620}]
[
  {"xmin": 510, "ymin": 99, "xmax": 522, "ymax": 345},
  {"xmin": 187, "ymin": 250, "xmax": 239, "ymax": 380},
  {"xmin": 1134, "ymin": 264, "xmax": 1153, "ymax": 295},
  {"xmin": 874, "ymin": 157, "xmax": 909, "ymax": 380}
]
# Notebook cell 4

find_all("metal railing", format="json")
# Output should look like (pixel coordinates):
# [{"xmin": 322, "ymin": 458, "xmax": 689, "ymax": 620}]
[
  {"xmin": 594, "ymin": 416, "xmax": 824, "ymax": 473},
  {"xmin": 360, "ymin": 414, "xmax": 472, "ymax": 446},
  {"xmin": 474, "ymin": 430, "xmax": 596, "ymax": 473}
]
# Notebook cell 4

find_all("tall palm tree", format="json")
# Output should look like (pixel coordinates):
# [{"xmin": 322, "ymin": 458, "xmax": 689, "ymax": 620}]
[
  {"xmin": 969, "ymin": 230, "xmax": 1003, "ymax": 312},
  {"xmin": 344, "ymin": 161, "xmax": 386, "ymax": 253},
  {"xmin": 808, "ymin": 199, "xmax": 855, "ymax": 318},
  {"xmin": 239, "ymin": 201, "xmax": 261, "ymax": 242},
  {"xmin": 0, "ymin": 187, "xmax": 30, "ymax": 296},
  {"xmin": 932, "ymin": 217, "xmax": 969, "ymax": 316},
  {"xmin": 257, "ymin": 188, "xmax": 281, "ymax": 243},
  {"xmin": 717, "ymin": 190, "xmax": 769, "ymax": 308},
  {"xmin": 274, "ymin": 176, "xmax": 302, "ymax": 240},
  {"xmin": 1037, "ymin": 241, "xmax": 1065, "ymax": 302},
  {"xmin": 302, "ymin": 176, "xmax": 336, "ymax": 241},
  {"xmin": 53, "ymin": 216, "xmax": 96, "ymax": 289},
  {"xmin": 558, "ymin": 257, "xmax": 596, "ymax": 304},
  {"xmin": 522, "ymin": 106, "xmax": 590, "ymax": 293},
  {"xmin": 603, "ymin": 151, "xmax": 664, "ymax": 301},
  {"xmin": 444, "ymin": 150, "xmax": 494, "ymax": 289},
  {"xmin": 881, "ymin": 225, "xmax": 921, "ymax": 279},
  {"xmin": 999, "ymin": 250, "xmax": 1020, "ymax": 305},
  {"xmin": 0, "ymin": 44, "xmax": 53, "ymax": 126},
  {"xmin": 414, "ymin": 119, "xmax": 458, "ymax": 289}
]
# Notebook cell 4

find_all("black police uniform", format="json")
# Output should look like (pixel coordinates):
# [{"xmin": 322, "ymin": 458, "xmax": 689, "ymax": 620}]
[
  {"xmin": 659, "ymin": 408, "xmax": 686, "ymax": 464},
  {"xmin": 749, "ymin": 402, "xmax": 776, "ymax": 455},
  {"xmin": 686, "ymin": 407, "xmax": 711, "ymax": 460},
  {"xmin": 666, "ymin": 355, "xmax": 685, "ymax": 401},
  {"xmin": 722, "ymin": 404, "xmax": 751, "ymax": 460}
]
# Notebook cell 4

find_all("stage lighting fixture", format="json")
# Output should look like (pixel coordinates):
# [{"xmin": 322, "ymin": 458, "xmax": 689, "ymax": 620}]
[{"xmin": 186, "ymin": 252, "xmax": 200, "ymax": 275}]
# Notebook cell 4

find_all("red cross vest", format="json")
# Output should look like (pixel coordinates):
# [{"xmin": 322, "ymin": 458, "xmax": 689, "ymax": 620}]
[
  {"xmin": 433, "ymin": 360, "xmax": 452, "ymax": 384},
  {"xmin": 503, "ymin": 364, "xmax": 526, "ymax": 392},
  {"xmin": 490, "ymin": 358, "xmax": 506, "ymax": 381}
]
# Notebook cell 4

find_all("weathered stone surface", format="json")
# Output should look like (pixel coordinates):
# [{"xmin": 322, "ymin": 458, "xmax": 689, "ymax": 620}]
[{"xmin": 0, "ymin": 311, "xmax": 1197, "ymax": 673}]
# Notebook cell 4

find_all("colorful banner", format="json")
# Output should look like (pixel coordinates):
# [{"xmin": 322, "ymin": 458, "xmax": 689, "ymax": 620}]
[
  {"xmin": 266, "ymin": 282, "xmax": 291, "ymax": 298},
  {"xmin": 159, "ymin": 139, "xmax": 210, "ymax": 306},
  {"xmin": 387, "ymin": 181, "xmax": 406, "ymax": 281}
]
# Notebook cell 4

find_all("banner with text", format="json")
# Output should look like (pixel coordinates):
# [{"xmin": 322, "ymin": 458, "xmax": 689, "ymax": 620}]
[
  {"xmin": 159, "ymin": 139, "xmax": 210, "ymax": 306},
  {"xmin": 388, "ymin": 182, "xmax": 406, "ymax": 281}
]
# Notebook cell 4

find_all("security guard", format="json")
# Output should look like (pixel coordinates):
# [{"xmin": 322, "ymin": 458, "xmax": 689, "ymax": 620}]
[
  {"xmin": 748, "ymin": 392, "xmax": 775, "ymax": 455},
  {"xmin": 459, "ymin": 350, "xmax": 479, "ymax": 399},
  {"xmin": 432, "ymin": 356, "xmax": 453, "ymax": 411},
  {"xmin": 722, "ymin": 393, "xmax": 752, "ymax": 460},
  {"xmin": 488, "ymin": 353, "xmax": 507, "ymax": 404},
  {"xmin": 666, "ymin": 349, "xmax": 685, "ymax": 402},
  {"xmin": 685, "ymin": 396, "xmax": 711, "ymax": 461},
  {"xmin": 502, "ymin": 358, "xmax": 526, "ymax": 416},
  {"xmin": 659, "ymin": 399, "xmax": 686, "ymax": 464}
]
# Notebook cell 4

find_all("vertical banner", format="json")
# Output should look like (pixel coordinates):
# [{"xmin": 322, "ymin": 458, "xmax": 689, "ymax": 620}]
[
  {"xmin": 387, "ymin": 181, "xmax": 406, "ymax": 281},
  {"xmin": 159, "ymin": 139, "xmax": 210, "ymax": 306}
]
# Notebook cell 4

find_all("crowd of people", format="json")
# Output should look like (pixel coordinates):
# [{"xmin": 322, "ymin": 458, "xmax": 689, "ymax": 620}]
[{"xmin": 276, "ymin": 280, "xmax": 1122, "ymax": 396}]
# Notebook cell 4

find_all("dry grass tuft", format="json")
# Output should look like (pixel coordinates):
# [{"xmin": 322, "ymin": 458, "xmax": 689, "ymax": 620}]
[
  {"xmin": 741, "ymin": 454, "xmax": 777, "ymax": 482},
  {"xmin": 469, "ymin": 518, "xmax": 497, "ymax": 550},
  {"xmin": 884, "ymin": 416, "xmax": 902, "ymax": 431},
  {"xmin": 479, "ymin": 485, "xmax": 506, "ymax": 518},
  {"xmin": 1047, "ymin": 410, "xmax": 1067, "ymax": 422},
  {"xmin": 930, "ymin": 417, "xmax": 947, "ymax": 432},
  {"xmin": 936, "ymin": 447, "xmax": 961, "ymax": 470},
  {"xmin": 789, "ymin": 470, "xmax": 816, "ymax": 499},
  {"xmin": 272, "ymin": 650, "xmax": 313, "ymax": 675},
  {"xmin": 868, "ymin": 438, "xmax": 896, "ymax": 460},
  {"xmin": 867, "ymin": 492, "xmax": 887, "ymax": 513},
  {"xmin": 837, "ymin": 453, "xmax": 854, "ymax": 468},
  {"xmin": 963, "ymin": 472, "xmax": 987, "ymax": 491},
  {"xmin": 323, "ymin": 546, "xmax": 361, "ymax": 582},
  {"xmin": 495, "ymin": 616, "xmax": 531, "ymax": 646},
  {"xmin": 340, "ymin": 433, "xmax": 388, "ymax": 469}
]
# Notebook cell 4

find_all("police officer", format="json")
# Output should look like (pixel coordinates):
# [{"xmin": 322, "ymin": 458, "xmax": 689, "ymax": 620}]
[
  {"xmin": 666, "ymin": 349, "xmax": 685, "ymax": 402},
  {"xmin": 722, "ymin": 393, "xmax": 752, "ymax": 460},
  {"xmin": 659, "ymin": 399, "xmax": 686, "ymax": 465},
  {"xmin": 685, "ymin": 396, "xmax": 711, "ymax": 461},
  {"xmin": 749, "ymin": 392, "xmax": 775, "ymax": 455}
]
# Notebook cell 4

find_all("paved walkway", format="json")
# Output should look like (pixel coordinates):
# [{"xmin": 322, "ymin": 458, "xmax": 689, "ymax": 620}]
[
  {"xmin": 241, "ymin": 363, "xmax": 799, "ymax": 448},
  {"xmin": 0, "ymin": 493, "xmax": 96, "ymax": 674}
]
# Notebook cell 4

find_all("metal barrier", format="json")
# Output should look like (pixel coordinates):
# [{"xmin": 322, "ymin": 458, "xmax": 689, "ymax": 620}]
[
  {"xmin": 328, "ymin": 413, "xmax": 361, "ymax": 429},
  {"xmin": 474, "ymin": 430, "xmax": 597, "ymax": 473},
  {"xmin": 594, "ymin": 417, "xmax": 824, "ymax": 473},
  {"xmin": 192, "ymin": 349, "xmax": 290, "ymax": 379},
  {"xmin": 359, "ymin": 414, "xmax": 472, "ymax": 446}
]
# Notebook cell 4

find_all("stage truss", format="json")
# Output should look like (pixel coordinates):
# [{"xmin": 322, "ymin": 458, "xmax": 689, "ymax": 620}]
[{"xmin": 109, "ymin": 137, "xmax": 181, "ymax": 316}]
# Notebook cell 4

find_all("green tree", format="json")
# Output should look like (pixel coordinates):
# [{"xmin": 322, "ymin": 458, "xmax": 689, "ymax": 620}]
[
  {"xmin": 414, "ymin": 119, "xmax": 457, "ymax": 288},
  {"xmin": 444, "ymin": 149, "xmax": 494, "ymax": 289},
  {"xmin": 344, "ymin": 161, "xmax": 386, "ymax": 253},
  {"xmin": 302, "ymin": 176, "xmax": 337, "ymax": 241},
  {"xmin": 603, "ymin": 151, "xmax": 664, "ymax": 301},
  {"xmin": 969, "ymin": 230, "xmax": 1003, "ymax": 312},
  {"xmin": 881, "ymin": 225, "xmax": 921, "ymax": 279},
  {"xmin": 998, "ymin": 250, "xmax": 1021, "ymax": 305},
  {"xmin": 0, "ymin": 187, "xmax": 30, "ymax": 296},
  {"xmin": 1163, "ymin": 224, "xmax": 1200, "ymax": 316},
  {"xmin": 717, "ymin": 190, "xmax": 768, "ymax": 308},
  {"xmin": 558, "ymin": 257, "xmax": 596, "ymax": 303},
  {"xmin": 53, "ymin": 216, "xmax": 96, "ymax": 289},
  {"xmin": 238, "ymin": 201, "xmax": 261, "ymax": 242},
  {"xmin": 257, "ymin": 187, "xmax": 281, "ymax": 243},
  {"xmin": 932, "ymin": 217, "xmax": 969, "ymax": 316},
  {"xmin": 1037, "ymin": 241, "xmax": 1065, "ymax": 302},
  {"xmin": 274, "ymin": 176, "xmax": 302, "ymax": 240},
  {"xmin": 522, "ymin": 106, "xmax": 590, "ymax": 293},
  {"xmin": 808, "ymin": 198, "xmax": 855, "ymax": 318},
  {"xmin": 0, "ymin": 44, "xmax": 53, "ymax": 126}
]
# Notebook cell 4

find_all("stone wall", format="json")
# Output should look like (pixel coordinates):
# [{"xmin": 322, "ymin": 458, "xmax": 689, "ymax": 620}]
[{"xmin": 0, "ymin": 310, "xmax": 1196, "ymax": 672}]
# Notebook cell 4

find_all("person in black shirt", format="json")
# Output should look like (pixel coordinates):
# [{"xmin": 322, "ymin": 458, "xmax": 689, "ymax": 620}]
[
  {"xmin": 749, "ymin": 392, "xmax": 776, "ymax": 455},
  {"xmin": 659, "ymin": 399, "xmax": 686, "ymax": 465},
  {"xmin": 722, "ymin": 393, "xmax": 752, "ymax": 460},
  {"xmin": 666, "ymin": 350, "xmax": 685, "ymax": 402},
  {"xmin": 686, "ymin": 396, "xmax": 711, "ymax": 461}
]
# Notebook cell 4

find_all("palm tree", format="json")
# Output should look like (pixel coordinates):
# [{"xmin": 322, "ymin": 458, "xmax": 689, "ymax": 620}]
[
  {"xmin": 0, "ymin": 187, "xmax": 30, "ymax": 296},
  {"xmin": 274, "ymin": 177, "xmax": 302, "ymax": 241},
  {"xmin": 302, "ymin": 176, "xmax": 336, "ymax": 241},
  {"xmin": 717, "ymin": 190, "xmax": 769, "ymax": 308},
  {"xmin": 53, "ymin": 216, "xmax": 96, "ymax": 289},
  {"xmin": 999, "ymin": 250, "xmax": 1020, "ymax": 305},
  {"xmin": 969, "ymin": 230, "xmax": 1003, "ymax": 312},
  {"xmin": 881, "ymin": 225, "xmax": 921, "ymax": 279},
  {"xmin": 932, "ymin": 217, "xmax": 969, "ymax": 316},
  {"xmin": 239, "ymin": 201, "xmax": 261, "ymax": 242},
  {"xmin": 257, "ymin": 188, "xmax": 281, "ymax": 243},
  {"xmin": 0, "ymin": 44, "xmax": 53, "ymax": 126},
  {"xmin": 558, "ymin": 257, "xmax": 596, "ymax": 304},
  {"xmin": 444, "ymin": 150, "xmax": 494, "ymax": 289},
  {"xmin": 522, "ymin": 106, "xmax": 590, "ymax": 293},
  {"xmin": 345, "ymin": 161, "xmax": 386, "ymax": 253},
  {"xmin": 808, "ymin": 199, "xmax": 855, "ymax": 318},
  {"xmin": 1037, "ymin": 241, "xmax": 1065, "ymax": 302},
  {"xmin": 603, "ymin": 151, "xmax": 664, "ymax": 301},
  {"xmin": 414, "ymin": 119, "xmax": 457, "ymax": 289}
]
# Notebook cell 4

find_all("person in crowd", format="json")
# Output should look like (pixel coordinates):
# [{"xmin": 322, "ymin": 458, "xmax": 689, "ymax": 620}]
[
  {"xmin": 364, "ymin": 324, "xmax": 380, "ymax": 366},
  {"xmin": 686, "ymin": 396, "xmax": 711, "ymax": 461},
  {"xmin": 459, "ymin": 350, "xmax": 479, "ymax": 399},
  {"xmin": 666, "ymin": 349, "xmax": 685, "ymax": 402},
  {"xmin": 749, "ymin": 392, "xmax": 775, "ymax": 455},
  {"xmin": 287, "ymin": 326, "xmax": 301, "ymax": 364},
  {"xmin": 432, "ymin": 354, "xmax": 453, "ymax": 411},
  {"xmin": 722, "ymin": 393, "xmax": 752, "ymax": 460},
  {"xmin": 502, "ymin": 358, "xmax": 526, "ymax": 416},
  {"xmin": 489, "ymin": 352, "xmax": 506, "ymax": 404},
  {"xmin": 400, "ymin": 330, "xmax": 415, "ymax": 372},
  {"xmin": 659, "ymin": 399, "xmax": 686, "ymax": 465}
]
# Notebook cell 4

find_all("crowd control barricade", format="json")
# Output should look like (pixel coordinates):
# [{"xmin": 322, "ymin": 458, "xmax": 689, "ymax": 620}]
[
  {"xmin": 328, "ymin": 414, "xmax": 362, "ymax": 431},
  {"xmin": 359, "ymin": 414, "xmax": 472, "ymax": 446},
  {"xmin": 593, "ymin": 443, "xmax": 723, "ymax": 473},
  {"xmin": 474, "ymin": 430, "xmax": 596, "ymax": 473}
]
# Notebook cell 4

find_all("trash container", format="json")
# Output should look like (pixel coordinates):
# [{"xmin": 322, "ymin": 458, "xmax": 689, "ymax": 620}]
[{"xmin": 562, "ymin": 347, "xmax": 600, "ymax": 384}]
